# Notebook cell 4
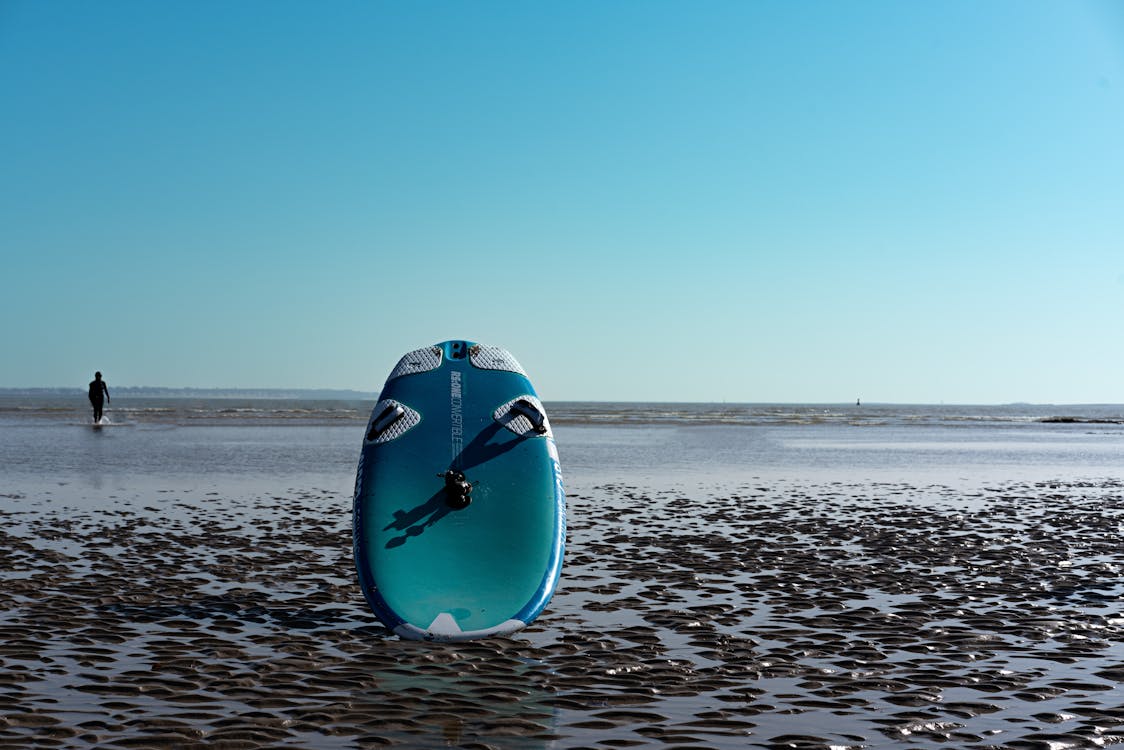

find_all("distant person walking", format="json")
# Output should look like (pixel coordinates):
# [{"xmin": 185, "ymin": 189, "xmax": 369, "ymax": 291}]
[{"xmin": 88, "ymin": 371, "xmax": 110, "ymax": 424}]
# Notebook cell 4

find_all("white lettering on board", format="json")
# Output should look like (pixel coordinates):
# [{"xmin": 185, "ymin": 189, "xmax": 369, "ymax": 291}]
[{"xmin": 450, "ymin": 371, "xmax": 463, "ymax": 461}]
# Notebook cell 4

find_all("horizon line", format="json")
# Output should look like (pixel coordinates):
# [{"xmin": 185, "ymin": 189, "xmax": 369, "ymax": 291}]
[{"xmin": 0, "ymin": 387, "xmax": 1120, "ymax": 408}]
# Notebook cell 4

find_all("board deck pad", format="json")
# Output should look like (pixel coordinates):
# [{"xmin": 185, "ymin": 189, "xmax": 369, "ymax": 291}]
[{"xmin": 353, "ymin": 340, "xmax": 566, "ymax": 641}]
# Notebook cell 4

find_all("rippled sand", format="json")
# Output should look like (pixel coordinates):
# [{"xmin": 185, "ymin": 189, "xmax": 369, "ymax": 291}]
[{"xmin": 2, "ymin": 478, "xmax": 1123, "ymax": 749}]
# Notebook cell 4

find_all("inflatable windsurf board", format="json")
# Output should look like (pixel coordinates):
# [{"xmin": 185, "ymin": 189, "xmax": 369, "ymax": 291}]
[{"xmin": 353, "ymin": 340, "xmax": 565, "ymax": 641}]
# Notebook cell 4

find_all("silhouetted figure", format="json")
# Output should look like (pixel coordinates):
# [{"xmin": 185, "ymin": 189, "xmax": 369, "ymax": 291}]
[{"xmin": 88, "ymin": 371, "xmax": 110, "ymax": 424}]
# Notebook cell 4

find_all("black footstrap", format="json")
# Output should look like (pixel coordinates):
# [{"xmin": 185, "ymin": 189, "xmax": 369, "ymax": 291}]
[
  {"xmin": 367, "ymin": 403, "xmax": 405, "ymax": 442},
  {"xmin": 512, "ymin": 398, "xmax": 548, "ymax": 434}
]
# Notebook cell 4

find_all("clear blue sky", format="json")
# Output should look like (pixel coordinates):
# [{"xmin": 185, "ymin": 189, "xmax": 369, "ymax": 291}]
[{"xmin": 2, "ymin": 1, "xmax": 1122, "ymax": 403}]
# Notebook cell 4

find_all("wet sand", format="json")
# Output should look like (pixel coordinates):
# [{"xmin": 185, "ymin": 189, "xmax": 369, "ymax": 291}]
[{"xmin": 2, "ymin": 478, "xmax": 1124, "ymax": 749}]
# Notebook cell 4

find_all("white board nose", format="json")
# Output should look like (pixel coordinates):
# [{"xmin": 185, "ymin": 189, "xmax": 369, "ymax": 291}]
[{"xmin": 426, "ymin": 612, "xmax": 463, "ymax": 636}]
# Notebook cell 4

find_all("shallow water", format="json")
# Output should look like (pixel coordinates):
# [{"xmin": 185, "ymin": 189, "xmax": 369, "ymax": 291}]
[{"xmin": 5, "ymin": 402, "xmax": 1124, "ymax": 490}]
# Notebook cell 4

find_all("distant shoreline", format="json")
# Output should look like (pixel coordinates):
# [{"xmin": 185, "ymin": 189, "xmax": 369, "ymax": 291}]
[
  {"xmin": 0, "ymin": 387, "xmax": 378, "ymax": 400},
  {"xmin": 1, "ymin": 389, "xmax": 1122, "ymax": 409}
]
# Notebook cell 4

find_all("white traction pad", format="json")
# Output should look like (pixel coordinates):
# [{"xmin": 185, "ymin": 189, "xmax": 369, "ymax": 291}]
[
  {"xmin": 469, "ymin": 345, "xmax": 526, "ymax": 375},
  {"xmin": 364, "ymin": 399, "xmax": 421, "ymax": 444},
  {"xmin": 387, "ymin": 346, "xmax": 443, "ymax": 381},
  {"xmin": 493, "ymin": 395, "xmax": 552, "ymax": 438}
]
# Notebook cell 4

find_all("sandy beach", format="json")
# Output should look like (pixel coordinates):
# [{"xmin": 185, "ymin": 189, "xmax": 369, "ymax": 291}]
[{"xmin": 3, "ymin": 474, "xmax": 1123, "ymax": 749}]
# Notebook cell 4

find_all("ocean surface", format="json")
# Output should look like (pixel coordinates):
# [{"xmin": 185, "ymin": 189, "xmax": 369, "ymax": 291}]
[{"xmin": 2, "ymin": 395, "xmax": 1123, "ymax": 493}]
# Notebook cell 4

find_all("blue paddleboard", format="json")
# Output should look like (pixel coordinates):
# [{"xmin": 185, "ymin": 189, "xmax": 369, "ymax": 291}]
[{"xmin": 353, "ymin": 340, "xmax": 565, "ymax": 641}]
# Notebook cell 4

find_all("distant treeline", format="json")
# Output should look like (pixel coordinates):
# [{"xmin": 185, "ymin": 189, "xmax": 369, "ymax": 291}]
[{"xmin": 0, "ymin": 387, "xmax": 377, "ymax": 400}]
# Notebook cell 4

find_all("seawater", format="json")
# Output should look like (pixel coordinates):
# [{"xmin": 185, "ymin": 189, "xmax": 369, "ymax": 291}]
[
  {"xmin": 2, "ymin": 395, "xmax": 1123, "ymax": 496},
  {"xmin": 6, "ymin": 394, "xmax": 1124, "ymax": 428}
]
